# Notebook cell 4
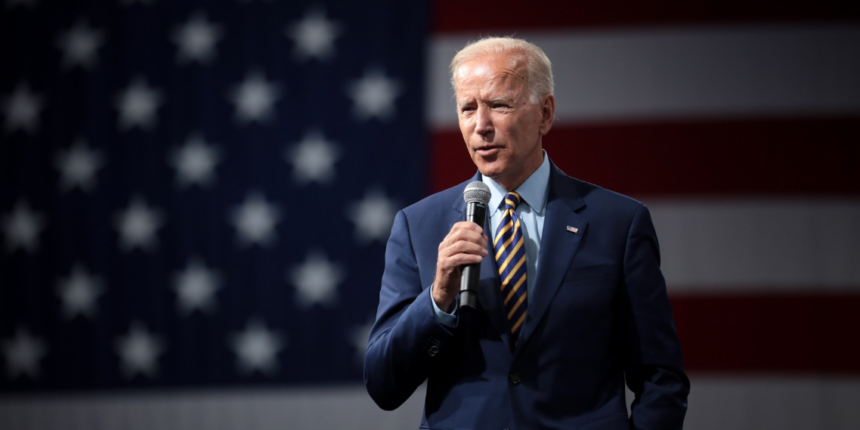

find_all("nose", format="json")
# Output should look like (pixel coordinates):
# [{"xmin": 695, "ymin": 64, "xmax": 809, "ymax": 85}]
[{"xmin": 475, "ymin": 106, "xmax": 493, "ymax": 138}]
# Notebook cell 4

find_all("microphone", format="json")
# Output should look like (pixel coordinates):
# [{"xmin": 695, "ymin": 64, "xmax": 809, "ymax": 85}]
[{"xmin": 460, "ymin": 181, "xmax": 491, "ymax": 309}]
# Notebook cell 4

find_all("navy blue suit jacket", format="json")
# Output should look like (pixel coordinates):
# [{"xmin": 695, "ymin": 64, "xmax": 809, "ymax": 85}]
[{"xmin": 365, "ymin": 163, "xmax": 689, "ymax": 429}]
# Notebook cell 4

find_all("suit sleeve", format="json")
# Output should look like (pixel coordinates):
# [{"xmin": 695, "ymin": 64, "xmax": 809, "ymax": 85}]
[
  {"xmin": 621, "ymin": 204, "xmax": 690, "ymax": 430},
  {"xmin": 364, "ymin": 210, "xmax": 456, "ymax": 411}
]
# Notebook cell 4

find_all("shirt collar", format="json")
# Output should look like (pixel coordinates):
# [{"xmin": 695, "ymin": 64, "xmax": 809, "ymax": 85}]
[{"xmin": 483, "ymin": 150, "xmax": 550, "ymax": 216}]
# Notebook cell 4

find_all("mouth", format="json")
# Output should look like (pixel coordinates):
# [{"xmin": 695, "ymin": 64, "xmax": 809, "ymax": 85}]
[{"xmin": 473, "ymin": 145, "xmax": 501, "ymax": 156}]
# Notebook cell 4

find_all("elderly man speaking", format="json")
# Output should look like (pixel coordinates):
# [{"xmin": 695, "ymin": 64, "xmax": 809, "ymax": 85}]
[{"xmin": 364, "ymin": 36, "xmax": 689, "ymax": 430}]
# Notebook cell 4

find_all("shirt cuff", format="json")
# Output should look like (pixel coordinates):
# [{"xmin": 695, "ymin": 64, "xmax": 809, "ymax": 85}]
[{"xmin": 429, "ymin": 285, "xmax": 458, "ymax": 327}]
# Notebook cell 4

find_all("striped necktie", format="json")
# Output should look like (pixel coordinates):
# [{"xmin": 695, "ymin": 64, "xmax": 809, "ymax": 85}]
[{"xmin": 494, "ymin": 191, "xmax": 528, "ymax": 341}]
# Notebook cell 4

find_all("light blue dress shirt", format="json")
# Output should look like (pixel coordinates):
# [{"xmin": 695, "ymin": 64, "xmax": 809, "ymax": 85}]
[{"xmin": 432, "ymin": 152, "xmax": 551, "ymax": 325}]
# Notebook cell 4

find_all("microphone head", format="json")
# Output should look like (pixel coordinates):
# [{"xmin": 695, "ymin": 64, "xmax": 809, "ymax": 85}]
[{"xmin": 463, "ymin": 181, "xmax": 491, "ymax": 205}]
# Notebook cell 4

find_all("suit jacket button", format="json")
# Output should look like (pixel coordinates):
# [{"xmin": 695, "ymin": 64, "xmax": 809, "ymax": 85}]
[
  {"xmin": 509, "ymin": 372, "xmax": 522, "ymax": 385},
  {"xmin": 427, "ymin": 345, "xmax": 439, "ymax": 356}
]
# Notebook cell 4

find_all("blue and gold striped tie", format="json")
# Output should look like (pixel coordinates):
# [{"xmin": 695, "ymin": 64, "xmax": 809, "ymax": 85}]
[{"xmin": 494, "ymin": 192, "xmax": 528, "ymax": 341}]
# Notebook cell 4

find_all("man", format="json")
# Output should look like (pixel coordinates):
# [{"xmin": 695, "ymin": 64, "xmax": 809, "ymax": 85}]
[{"xmin": 365, "ymin": 37, "xmax": 689, "ymax": 429}]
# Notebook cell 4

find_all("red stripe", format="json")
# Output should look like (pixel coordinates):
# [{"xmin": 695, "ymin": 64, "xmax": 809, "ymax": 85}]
[
  {"xmin": 672, "ymin": 293, "xmax": 860, "ymax": 374},
  {"xmin": 430, "ymin": 118, "xmax": 860, "ymax": 196},
  {"xmin": 433, "ymin": 0, "xmax": 860, "ymax": 33}
]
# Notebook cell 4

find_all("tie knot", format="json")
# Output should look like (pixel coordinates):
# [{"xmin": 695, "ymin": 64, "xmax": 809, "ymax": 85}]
[{"xmin": 503, "ymin": 192, "xmax": 522, "ymax": 211}]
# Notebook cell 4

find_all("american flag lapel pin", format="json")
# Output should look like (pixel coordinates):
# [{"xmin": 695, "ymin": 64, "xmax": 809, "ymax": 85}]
[{"xmin": 566, "ymin": 226, "xmax": 578, "ymax": 233}]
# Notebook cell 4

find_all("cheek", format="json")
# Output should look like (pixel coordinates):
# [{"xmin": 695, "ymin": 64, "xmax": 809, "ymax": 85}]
[
  {"xmin": 509, "ymin": 123, "xmax": 538, "ymax": 147},
  {"xmin": 459, "ymin": 117, "xmax": 475, "ymax": 133}
]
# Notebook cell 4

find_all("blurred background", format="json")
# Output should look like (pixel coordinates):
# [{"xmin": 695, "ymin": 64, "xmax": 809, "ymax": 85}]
[{"xmin": 1, "ymin": 1, "xmax": 858, "ymax": 429}]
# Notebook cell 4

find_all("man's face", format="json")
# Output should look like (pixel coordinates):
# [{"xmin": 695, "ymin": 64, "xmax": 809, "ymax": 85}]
[{"xmin": 454, "ymin": 53, "xmax": 554, "ymax": 190}]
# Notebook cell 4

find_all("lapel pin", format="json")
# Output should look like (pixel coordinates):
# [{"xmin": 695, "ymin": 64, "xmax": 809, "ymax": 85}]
[{"xmin": 566, "ymin": 226, "xmax": 578, "ymax": 233}]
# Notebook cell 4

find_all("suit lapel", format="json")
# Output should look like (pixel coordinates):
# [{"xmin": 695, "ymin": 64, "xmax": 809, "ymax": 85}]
[{"xmin": 515, "ymin": 165, "xmax": 587, "ymax": 351}]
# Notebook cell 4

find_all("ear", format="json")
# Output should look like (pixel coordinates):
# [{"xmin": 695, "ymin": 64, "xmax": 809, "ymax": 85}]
[{"xmin": 538, "ymin": 94, "xmax": 555, "ymax": 135}]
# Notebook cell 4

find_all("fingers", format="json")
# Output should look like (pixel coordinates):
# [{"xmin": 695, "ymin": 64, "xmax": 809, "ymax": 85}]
[
  {"xmin": 442, "ymin": 222, "xmax": 487, "ymax": 249},
  {"xmin": 436, "ymin": 222, "xmax": 488, "ymax": 278},
  {"xmin": 433, "ymin": 222, "xmax": 489, "ymax": 310},
  {"xmin": 439, "ymin": 223, "xmax": 486, "ymax": 259}
]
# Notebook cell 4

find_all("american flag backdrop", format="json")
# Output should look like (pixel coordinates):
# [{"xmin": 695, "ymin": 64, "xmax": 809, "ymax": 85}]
[{"xmin": 1, "ymin": 1, "xmax": 859, "ymax": 429}]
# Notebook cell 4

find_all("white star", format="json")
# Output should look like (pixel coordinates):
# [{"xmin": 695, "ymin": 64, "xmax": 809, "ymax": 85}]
[
  {"xmin": 349, "ymin": 319, "xmax": 373, "ymax": 366},
  {"xmin": 285, "ymin": 129, "xmax": 340, "ymax": 185},
  {"xmin": 169, "ymin": 133, "xmax": 221, "ymax": 188},
  {"xmin": 2, "ymin": 200, "xmax": 45, "ymax": 253},
  {"xmin": 56, "ymin": 264, "xmax": 103, "ymax": 319},
  {"xmin": 229, "ymin": 319, "xmax": 284, "ymax": 375},
  {"xmin": 54, "ymin": 139, "xmax": 104, "ymax": 192},
  {"xmin": 348, "ymin": 188, "xmax": 398, "ymax": 243},
  {"xmin": 285, "ymin": 7, "xmax": 341, "ymax": 62},
  {"xmin": 171, "ymin": 12, "xmax": 223, "ymax": 64},
  {"xmin": 228, "ymin": 70, "xmax": 282, "ymax": 124},
  {"xmin": 2, "ymin": 326, "xmax": 47, "ymax": 380},
  {"xmin": 56, "ymin": 19, "xmax": 105, "ymax": 69},
  {"xmin": 288, "ymin": 251, "xmax": 343, "ymax": 308},
  {"xmin": 115, "ymin": 77, "xmax": 163, "ymax": 130},
  {"xmin": 346, "ymin": 68, "xmax": 402, "ymax": 121},
  {"xmin": 229, "ymin": 192, "xmax": 281, "ymax": 247},
  {"xmin": 173, "ymin": 259, "xmax": 222, "ymax": 314},
  {"xmin": 114, "ymin": 197, "xmax": 164, "ymax": 252},
  {"xmin": 116, "ymin": 322, "xmax": 164, "ymax": 378},
  {"xmin": 2, "ymin": 82, "xmax": 44, "ymax": 134}
]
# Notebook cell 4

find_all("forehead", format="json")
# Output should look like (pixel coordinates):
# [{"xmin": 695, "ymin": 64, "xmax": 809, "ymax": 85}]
[{"xmin": 454, "ymin": 54, "xmax": 527, "ymax": 98}]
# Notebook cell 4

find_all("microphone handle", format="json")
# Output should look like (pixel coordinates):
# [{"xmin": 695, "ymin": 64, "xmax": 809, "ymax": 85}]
[{"xmin": 460, "ymin": 202, "xmax": 487, "ymax": 309}]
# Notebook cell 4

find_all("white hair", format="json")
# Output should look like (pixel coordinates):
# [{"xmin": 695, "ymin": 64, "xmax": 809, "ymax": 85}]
[{"xmin": 450, "ymin": 36, "xmax": 554, "ymax": 103}]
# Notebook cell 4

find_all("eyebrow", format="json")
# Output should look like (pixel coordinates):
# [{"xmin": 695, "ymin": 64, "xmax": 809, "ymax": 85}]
[
  {"xmin": 457, "ymin": 99, "xmax": 474, "ymax": 109},
  {"xmin": 458, "ymin": 96, "xmax": 514, "ymax": 108}
]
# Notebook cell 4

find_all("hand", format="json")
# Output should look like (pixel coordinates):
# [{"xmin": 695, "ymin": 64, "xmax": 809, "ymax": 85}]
[{"xmin": 434, "ymin": 221, "xmax": 488, "ymax": 311}]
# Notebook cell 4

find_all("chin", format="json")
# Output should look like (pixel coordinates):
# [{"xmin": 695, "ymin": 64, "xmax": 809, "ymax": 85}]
[{"xmin": 476, "ymin": 165, "xmax": 505, "ymax": 181}]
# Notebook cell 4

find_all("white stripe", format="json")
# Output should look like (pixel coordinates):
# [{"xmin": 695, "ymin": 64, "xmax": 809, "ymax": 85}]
[
  {"xmin": 683, "ymin": 375, "xmax": 860, "ymax": 430},
  {"xmin": 644, "ymin": 199, "xmax": 860, "ymax": 291},
  {"xmin": 428, "ymin": 25, "xmax": 860, "ymax": 127},
  {"xmin": 0, "ymin": 385, "xmax": 426, "ymax": 430}
]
